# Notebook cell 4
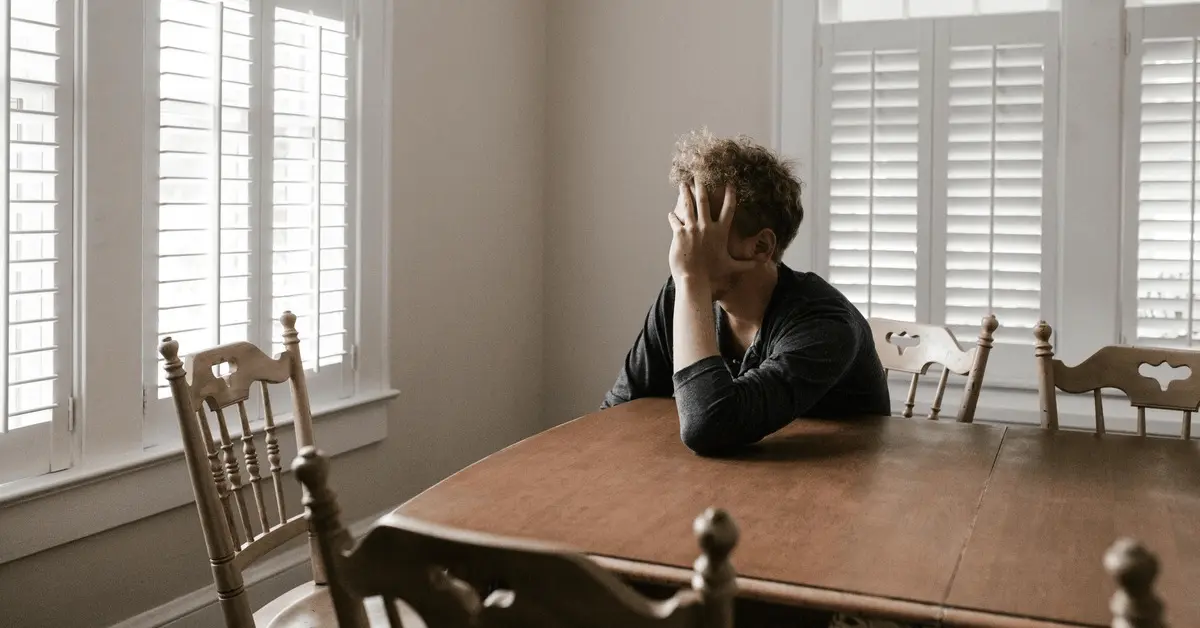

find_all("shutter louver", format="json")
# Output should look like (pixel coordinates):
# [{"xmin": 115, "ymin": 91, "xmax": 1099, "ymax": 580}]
[
  {"xmin": 156, "ymin": 0, "xmax": 255, "ymax": 396},
  {"xmin": 828, "ymin": 48, "xmax": 921, "ymax": 322},
  {"xmin": 944, "ymin": 43, "xmax": 1045, "ymax": 343},
  {"xmin": 4, "ymin": 0, "xmax": 69, "ymax": 431},
  {"xmin": 270, "ymin": 7, "xmax": 349, "ymax": 370},
  {"xmin": 1135, "ymin": 37, "xmax": 1199, "ymax": 346}
]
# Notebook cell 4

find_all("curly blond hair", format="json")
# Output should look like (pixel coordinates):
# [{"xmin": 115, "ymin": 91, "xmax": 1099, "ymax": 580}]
[{"xmin": 669, "ymin": 129, "xmax": 803, "ymax": 262}]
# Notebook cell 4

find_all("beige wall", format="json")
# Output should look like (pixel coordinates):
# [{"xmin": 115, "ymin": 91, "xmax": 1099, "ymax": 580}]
[
  {"xmin": 543, "ymin": 0, "xmax": 778, "ymax": 426},
  {"xmin": 0, "ymin": 1, "xmax": 547, "ymax": 626}
]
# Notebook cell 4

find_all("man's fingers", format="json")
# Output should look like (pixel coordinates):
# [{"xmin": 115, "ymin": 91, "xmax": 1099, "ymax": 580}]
[
  {"xmin": 719, "ymin": 183, "xmax": 738, "ymax": 225},
  {"xmin": 694, "ymin": 179, "xmax": 711, "ymax": 226},
  {"xmin": 667, "ymin": 211, "xmax": 683, "ymax": 231},
  {"xmin": 677, "ymin": 182, "xmax": 697, "ymax": 226}
]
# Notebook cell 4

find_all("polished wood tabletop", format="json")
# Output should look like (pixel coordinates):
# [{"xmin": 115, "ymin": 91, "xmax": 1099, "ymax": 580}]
[{"xmin": 394, "ymin": 398, "xmax": 1200, "ymax": 627}]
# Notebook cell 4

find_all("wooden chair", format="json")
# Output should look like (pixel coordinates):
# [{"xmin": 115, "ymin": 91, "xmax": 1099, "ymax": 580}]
[
  {"xmin": 868, "ymin": 315, "xmax": 999, "ymax": 422},
  {"xmin": 160, "ymin": 312, "xmax": 327, "ymax": 627},
  {"xmin": 1106, "ymin": 537, "xmax": 1167, "ymax": 627},
  {"xmin": 1033, "ymin": 322, "xmax": 1200, "ymax": 437},
  {"xmin": 292, "ymin": 446, "xmax": 741, "ymax": 628}
]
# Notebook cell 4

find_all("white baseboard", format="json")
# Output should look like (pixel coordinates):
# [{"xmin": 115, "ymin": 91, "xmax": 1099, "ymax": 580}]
[{"xmin": 109, "ymin": 509, "xmax": 392, "ymax": 628}]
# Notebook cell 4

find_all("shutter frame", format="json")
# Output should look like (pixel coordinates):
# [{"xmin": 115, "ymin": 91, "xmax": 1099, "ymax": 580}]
[{"xmin": 0, "ymin": 0, "xmax": 76, "ymax": 483}]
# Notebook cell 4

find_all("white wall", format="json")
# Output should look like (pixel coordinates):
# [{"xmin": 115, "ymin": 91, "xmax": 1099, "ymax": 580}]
[
  {"xmin": 543, "ymin": 0, "xmax": 780, "ymax": 426},
  {"xmin": 0, "ymin": 1, "xmax": 548, "ymax": 626}
]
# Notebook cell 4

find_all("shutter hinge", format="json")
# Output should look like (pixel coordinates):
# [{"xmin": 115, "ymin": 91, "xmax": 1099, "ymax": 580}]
[
  {"xmin": 352, "ymin": 11, "xmax": 362, "ymax": 41},
  {"xmin": 817, "ymin": 44, "xmax": 824, "ymax": 68},
  {"xmin": 1124, "ymin": 31, "xmax": 1131, "ymax": 57},
  {"xmin": 67, "ymin": 396, "xmax": 77, "ymax": 433},
  {"xmin": 349, "ymin": 344, "xmax": 359, "ymax": 371}
]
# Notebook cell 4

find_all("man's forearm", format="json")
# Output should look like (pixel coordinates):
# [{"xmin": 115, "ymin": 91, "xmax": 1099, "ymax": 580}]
[{"xmin": 672, "ymin": 276, "xmax": 719, "ymax": 372}]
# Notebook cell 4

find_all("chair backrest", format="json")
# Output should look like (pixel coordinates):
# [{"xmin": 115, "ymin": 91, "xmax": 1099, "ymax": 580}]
[
  {"xmin": 1033, "ymin": 322, "xmax": 1200, "ymax": 437},
  {"xmin": 868, "ymin": 315, "xmax": 999, "ymax": 422},
  {"xmin": 293, "ymin": 447, "xmax": 740, "ymax": 628},
  {"xmin": 159, "ymin": 311, "xmax": 319, "ymax": 628},
  {"xmin": 1106, "ymin": 537, "xmax": 1167, "ymax": 627}
]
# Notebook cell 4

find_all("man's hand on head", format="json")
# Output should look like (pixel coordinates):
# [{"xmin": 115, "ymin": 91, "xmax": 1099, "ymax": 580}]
[{"xmin": 667, "ymin": 181, "xmax": 756, "ymax": 288}]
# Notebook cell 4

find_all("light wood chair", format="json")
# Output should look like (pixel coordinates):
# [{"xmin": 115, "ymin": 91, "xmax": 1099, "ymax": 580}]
[
  {"xmin": 292, "ymin": 446, "xmax": 741, "ymax": 628},
  {"xmin": 1033, "ymin": 322, "xmax": 1200, "ymax": 437},
  {"xmin": 1106, "ymin": 537, "xmax": 1167, "ymax": 627},
  {"xmin": 868, "ymin": 315, "xmax": 999, "ymax": 422},
  {"xmin": 160, "ymin": 312, "xmax": 327, "ymax": 627}
]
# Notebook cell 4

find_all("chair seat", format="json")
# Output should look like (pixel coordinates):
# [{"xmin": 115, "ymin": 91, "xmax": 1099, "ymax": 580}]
[{"xmin": 257, "ymin": 581, "xmax": 425, "ymax": 627}]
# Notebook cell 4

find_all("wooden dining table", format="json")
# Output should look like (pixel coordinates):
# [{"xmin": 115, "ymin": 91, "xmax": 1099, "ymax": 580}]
[{"xmin": 393, "ymin": 398, "xmax": 1200, "ymax": 627}]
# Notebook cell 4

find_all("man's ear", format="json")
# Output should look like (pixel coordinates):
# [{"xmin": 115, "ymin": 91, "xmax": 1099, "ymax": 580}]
[{"xmin": 753, "ymin": 229, "xmax": 777, "ymax": 262}]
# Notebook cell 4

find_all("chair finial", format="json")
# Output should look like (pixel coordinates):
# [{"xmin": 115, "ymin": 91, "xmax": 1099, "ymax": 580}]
[
  {"xmin": 981, "ymin": 314, "xmax": 999, "ymax": 336},
  {"xmin": 159, "ymin": 336, "xmax": 180, "ymax": 362},
  {"xmin": 159, "ymin": 336, "xmax": 187, "ymax": 382},
  {"xmin": 694, "ymin": 507, "xmax": 739, "ymax": 562},
  {"xmin": 1034, "ymin": 321, "xmax": 1053, "ymax": 345},
  {"xmin": 281, "ymin": 311, "xmax": 300, "ymax": 348},
  {"xmin": 1105, "ymin": 538, "xmax": 1165, "ymax": 628},
  {"xmin": 293, "ymin": 446, "xmax": 329, "ymax": 491}
]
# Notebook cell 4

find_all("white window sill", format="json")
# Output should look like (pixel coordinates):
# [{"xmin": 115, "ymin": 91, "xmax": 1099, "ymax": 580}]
[{"xmin": 0, "ymin": 389, "xmax": 398, "ymax": 565}]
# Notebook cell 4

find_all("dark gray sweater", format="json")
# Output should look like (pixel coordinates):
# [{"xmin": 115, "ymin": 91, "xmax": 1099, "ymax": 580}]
[{"xmin": 602, "ymin": 264, "xmax": 890, "ymax": 455}]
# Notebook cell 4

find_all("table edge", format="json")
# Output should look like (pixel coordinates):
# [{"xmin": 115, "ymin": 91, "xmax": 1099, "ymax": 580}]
[{"xmin": 590, "ymin": 556, "xmax": 1101, "ymax": 628}]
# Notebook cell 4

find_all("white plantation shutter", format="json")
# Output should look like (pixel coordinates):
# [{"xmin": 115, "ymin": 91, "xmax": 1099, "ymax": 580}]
[
  {"xmin": 817, "ymin": 13, "xmax": 1057, "ymax": 383},
  {"xmin": 0, "ymin": 0, "xmax": 73, "ymax": 484},
  {"xmin": 154, "ymin": 0, "xmax": 255, "ymax": 398},
  {"xmin": 817, "ymin": 21, "xmax": 932, "ymax": 323},
  {"xmin": 933, "ymin": 14, "xmax": 1058, "ymax": 347},
  {"xmin": 1125, "ymin": 5, "xmax": 1200, "ymax": 346},
  {"xmin": 269, "ymin": 5, "xmax": 352, "ymax": 371},
  {"xmin": 148, "ymin": 0, "xmax": 353, "ymax": 425}
]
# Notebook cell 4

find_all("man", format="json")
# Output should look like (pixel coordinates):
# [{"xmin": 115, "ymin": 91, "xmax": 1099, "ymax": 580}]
[{"xmin": 602, "ymin": 129, "xmax": 890, "ymax": 456}]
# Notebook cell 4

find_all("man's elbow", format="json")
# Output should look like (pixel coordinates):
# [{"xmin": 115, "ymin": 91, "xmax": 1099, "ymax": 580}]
[{"xmin": 678, "ymin": 412, "xmax": 739, "ymax": 457}]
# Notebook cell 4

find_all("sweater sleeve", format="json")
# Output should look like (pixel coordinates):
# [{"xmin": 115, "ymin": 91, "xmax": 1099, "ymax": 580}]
[
  {"xmin": 670, "ymin": 315, "xmax": 860, "ymax": 455},
  {"xmin": 601, "ymin": 279, "xmax": 676, "ymax": 409}
]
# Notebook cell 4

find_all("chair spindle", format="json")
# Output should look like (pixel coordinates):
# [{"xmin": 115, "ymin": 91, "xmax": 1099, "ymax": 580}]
[
  {"xmin": 237, "ymin": 400, "xmax": 270, "ymax": 535},
  {"xmin": 198, "ymin": 405, "xmax": 241, "ymax": 546},
  {"xmin": 214, "ymin": 405, "xmax": 254, "ymax": 543},
  {"xmin": 1183, "ymin": 411, "xmax": 1192, "ymax": 441},
  {"xmin": 1137, "ymin": 407, "xmax": 1147, "ymax": 437},
  {"xmin": 903, "ymin": 373, "xmax": 919, "ymax": 419},
  {"xmin": 929, "ymin": 367, "xmax": 950, "ymax": 420},
  {"xmin": 1105, "ymin": 537, "xmax": 1166, "ymax": 628},
  {"xmin": 261, "ymin": 381, "xmax": 286, "ymax": 523},
  {"xmin": 1094, "ymin": 390, "xmax": 1106, "ymax": 435}
]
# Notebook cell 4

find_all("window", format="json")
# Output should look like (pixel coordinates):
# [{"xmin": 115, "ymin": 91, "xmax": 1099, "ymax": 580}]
[
  {"xmin": 0, "ymin": 0, "xmax": 73, "ymax": 485},
  {"xmin": 1124, "ymin": 2, "xmax": 1200, "ymax": 347},
  {"xmin": 814, "ymin": 9, "xmax": 1058, "ymax": 381},
  {"xmin": 0, "ymin": 0, "xmax": 390, "ymax": 492},
  {"xmin": 147, "ymin": 0, "xmax": 354, "ymax": 430}
]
